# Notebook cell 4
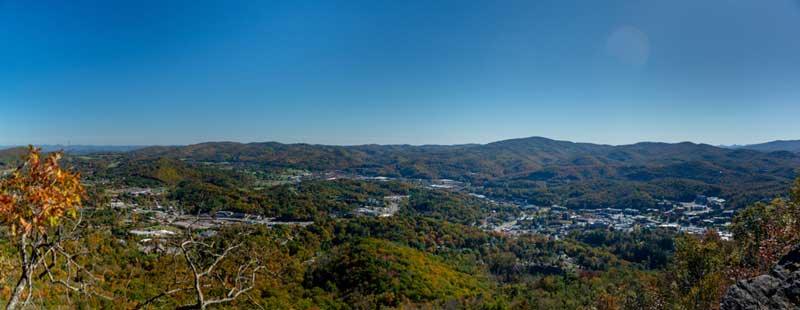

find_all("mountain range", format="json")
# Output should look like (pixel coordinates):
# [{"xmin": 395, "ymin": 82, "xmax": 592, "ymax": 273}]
[
  {"xmin": 128, "ymin": 137, "xmax": 799, "ymax": 177},
  {"xmin": 4, "ymin": 136, "xmax": 799, "ymax": 208},
  {"xmin": 0, "ymin": 145, "xmax": 147, "ymax": 154},
  {"xmin": 3, "ymin": 138, "xmax": 799, "ymax": 155},
  {"xmin": 123, "ymin": 136, "xmax": 800, "ymax": 209}
]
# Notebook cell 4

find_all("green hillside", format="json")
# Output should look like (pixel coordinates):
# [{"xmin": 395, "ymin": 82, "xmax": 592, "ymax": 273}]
[
  {"xmin": 307, "ymin": 238, "xmax": 488, "ymax": 307},
  {"xmin": 126, "ymin": 137, "xmax": 800, "ymax": 208},
  {"xmin": 0, "ymin": 147, "xmax": 28, "ymax": 169}
]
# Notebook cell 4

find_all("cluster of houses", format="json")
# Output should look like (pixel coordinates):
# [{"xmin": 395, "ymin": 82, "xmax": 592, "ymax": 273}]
[
  {"xmin": 110, "ymin": 177, "xmax": 744, "ymax": 252},
  {"xmin": 351, "ymin": 195, "xmax": 408, "ymax": 218},
  {"xmin": 489, "ymin": 195, "xmax": 737, "ymax": 239},
  {"xmin": 104, "ymin": 186, "xmax": 313, "ymax": 253}
]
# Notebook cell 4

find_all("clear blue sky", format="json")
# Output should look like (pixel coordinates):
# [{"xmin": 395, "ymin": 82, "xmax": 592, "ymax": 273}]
[{"xmin": 2, "ymin": 0, "xmax": 800, "ymax": 146}]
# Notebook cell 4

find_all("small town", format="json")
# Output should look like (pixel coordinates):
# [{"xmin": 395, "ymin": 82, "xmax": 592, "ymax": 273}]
[
  {"xmin": 108, "ymin": 173, "xmax": 738, "ymax": 248},
  {"xmin": 486, "ymin": 195, "xmax": 734, "ymax": 240}
]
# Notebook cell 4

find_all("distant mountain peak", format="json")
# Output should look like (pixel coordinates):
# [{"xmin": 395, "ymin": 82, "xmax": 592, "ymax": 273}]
[{"xmin": 727, "ymin": 140, "xmax": 800, "ymax": 153}]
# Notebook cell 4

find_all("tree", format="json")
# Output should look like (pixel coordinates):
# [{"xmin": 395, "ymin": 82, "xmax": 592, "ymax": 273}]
[
  {"xmin": 176, "ymin": 239, "xmax": 265, "ymax": 310},
  {"xmin": 134, "ymin": 233, "xmax": 267, "ymax": 310},
  {"xmin": 729, "ymin": 181, "xmax": 800, "ymax": 276},
  {"xmin": 671, "ymin": 231, "xmax": 731, "ymax": 310},
  {"xmin": 0, "ymin": 146, "xmax": 106, "ymax": 309}
]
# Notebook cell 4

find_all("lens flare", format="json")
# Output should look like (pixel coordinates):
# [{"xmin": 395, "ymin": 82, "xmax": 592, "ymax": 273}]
[{"xmin": 606, "ymin": 26, "xmax": 650, "ymax": 68}]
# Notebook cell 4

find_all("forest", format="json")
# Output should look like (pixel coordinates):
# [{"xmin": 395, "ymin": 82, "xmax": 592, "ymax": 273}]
[
  {"xmin": 124, "ymin": 138, "xmax": 800, "ymax": 209},
  {"xmin": 0, "ymin": 146, "xmax": 798, "ymax": 309}
]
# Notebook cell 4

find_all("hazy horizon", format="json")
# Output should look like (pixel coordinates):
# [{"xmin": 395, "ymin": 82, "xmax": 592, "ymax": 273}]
[{"xmin": 1, "ymin": 135, "xmax": 798, "ymax": 149}]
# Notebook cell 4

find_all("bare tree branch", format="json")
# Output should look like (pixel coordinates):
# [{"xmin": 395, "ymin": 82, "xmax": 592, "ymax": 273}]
[
  {"xmin": 133, "ymin": 288, "xmax": 186, "ymax": 310},
  {"xmin": 146, "ymin": 235, "xmax": 267, "ymax": 310},
  {"xmin": 202, "ymin": 266, "xmax": 264, "ymax": 308}
]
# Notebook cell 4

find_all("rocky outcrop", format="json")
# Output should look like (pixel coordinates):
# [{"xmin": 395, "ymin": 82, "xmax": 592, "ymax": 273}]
[{"xmin": 721, "ymin": 247, "xmax": 800, "ymax": 310}]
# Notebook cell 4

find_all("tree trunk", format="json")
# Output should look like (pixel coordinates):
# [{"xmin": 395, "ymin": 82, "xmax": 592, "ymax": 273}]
[
  {"xmin": 6, "ymin": 233, "xmax": 30, "ymax": 310},
  {"xmin": 6, "ymin": 274, "xmax": 28, "ymax": 310}
]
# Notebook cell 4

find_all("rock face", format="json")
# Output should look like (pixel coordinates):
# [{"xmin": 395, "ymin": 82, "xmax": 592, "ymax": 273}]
[{"xmin": 721, "ymin": 247, "xmax": 800, "ymax": 310}]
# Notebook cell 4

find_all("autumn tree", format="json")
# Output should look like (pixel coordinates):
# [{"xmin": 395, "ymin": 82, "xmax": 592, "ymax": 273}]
[
  {"xmin": 729, "ymin": 177, "xmax": 800, "ymax": 277},
  {"xmin": 0, "ymin": 146, "xmax": 107, "ymax": 309},
  {"xmin": 671, "ymin": 231, "xmax": 732, "ymax": 310}
]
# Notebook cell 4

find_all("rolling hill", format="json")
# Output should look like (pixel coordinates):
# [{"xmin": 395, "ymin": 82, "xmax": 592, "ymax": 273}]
[
  {"xmin": 125, "ymin": 136, "xmax": 800, "ymax": 208},
  {"xmin": 0, "ymin": 147, "xmax": 28, "ymax": 169}
]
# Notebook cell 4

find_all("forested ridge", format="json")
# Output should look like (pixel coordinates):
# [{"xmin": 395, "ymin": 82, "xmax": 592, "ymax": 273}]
[
  {"xmin": 0, "ymin": 144, "xmax": 798, "ymax": 309},
  {"xmin": 124, "ymin": 137, "xmax": 800, "ymax": 209}
]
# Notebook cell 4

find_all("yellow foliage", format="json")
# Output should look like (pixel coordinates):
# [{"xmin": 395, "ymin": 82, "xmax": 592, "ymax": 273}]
[{"xmin": 0, "ymin": 146, "xmax": 84, "ymax": 236}]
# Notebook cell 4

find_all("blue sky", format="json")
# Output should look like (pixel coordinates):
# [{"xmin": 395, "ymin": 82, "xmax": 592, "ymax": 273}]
[{"xmin": 2, "ymin": 0, "xmax": 800, "ymax": 146}]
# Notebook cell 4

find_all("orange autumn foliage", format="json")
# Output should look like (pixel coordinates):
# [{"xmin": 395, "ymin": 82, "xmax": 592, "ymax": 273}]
[{"xmin": 0, "ymin": 146, "xmax": 84, "ymax": 236}]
